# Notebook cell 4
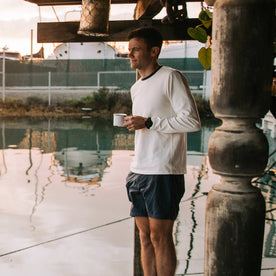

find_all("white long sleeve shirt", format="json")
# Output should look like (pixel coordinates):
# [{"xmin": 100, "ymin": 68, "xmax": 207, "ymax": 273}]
[{"xmin": 130, "ymin": 66, "xmax": 201, "ymax": 175}]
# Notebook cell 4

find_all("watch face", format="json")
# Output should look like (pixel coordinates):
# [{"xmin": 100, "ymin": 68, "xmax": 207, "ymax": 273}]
[{"xmin": 145, "ymin": 117, "xmax": 153, "ymax": 129}]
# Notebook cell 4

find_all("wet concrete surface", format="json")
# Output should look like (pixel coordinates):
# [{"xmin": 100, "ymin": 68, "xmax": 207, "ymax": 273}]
[{"xmin": 0, "ymin": 149, "xmax": 275, "ymax": 275}]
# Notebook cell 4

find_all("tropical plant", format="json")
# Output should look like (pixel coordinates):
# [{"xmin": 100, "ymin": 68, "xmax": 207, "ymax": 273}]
[
  {"xmin": 187, "ymin": 7, "xmax": 213, "ymax": 70},
  {"xmin": 188, "ymin": 1, "xmax": 276, "ymax": 70}
]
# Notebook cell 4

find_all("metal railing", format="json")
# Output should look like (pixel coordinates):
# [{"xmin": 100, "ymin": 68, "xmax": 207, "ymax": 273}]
[{"xmin": 0, "ymin": 70, "xmax": 209, "ymax": 104}]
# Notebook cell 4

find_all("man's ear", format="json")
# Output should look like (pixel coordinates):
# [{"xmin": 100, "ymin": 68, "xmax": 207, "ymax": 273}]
[{"xmin": 151, "ymin": 46, "xmax": 160, "ymax": 57}]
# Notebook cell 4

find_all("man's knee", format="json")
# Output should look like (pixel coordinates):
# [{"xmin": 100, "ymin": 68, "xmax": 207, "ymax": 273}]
[
  {"xmin": 140, "ymin": 231, "xmax": 153, "ymax": 248},
  {"xmin": 150, "ymin": 229, "xmax": 172, "ymax": 249},
  {"xmin": 149, "ymin": 218, "xmax": 174, "ymax": 248},
  {"xmin": 135, "ymin": 217, "xmax": 152, "ymax": 247}
]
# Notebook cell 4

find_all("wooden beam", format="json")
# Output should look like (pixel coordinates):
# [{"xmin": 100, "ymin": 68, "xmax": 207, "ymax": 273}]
[
  {"xmin": 25, "ymin": 0, "xmax": 201, "ymax": 5},
  {"xmin": 25, "ymin": 0, "xmax": 137, "ymax": 5},
  {"xmin": 37, "ymin": 19, "xmax": 201, "ymax": 42}
]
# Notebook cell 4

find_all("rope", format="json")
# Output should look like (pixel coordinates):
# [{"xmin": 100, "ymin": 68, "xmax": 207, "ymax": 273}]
[
  {"xmin": 51, "ymin": 6, "xmax": 60, "ymax": 22},
  {"xmin": 0, "ymin": 217, "xmax": 131, "ymax": 258},
  {"xmin": 38, "ymin": 6, "xmax": 42, "ymax": 22}
]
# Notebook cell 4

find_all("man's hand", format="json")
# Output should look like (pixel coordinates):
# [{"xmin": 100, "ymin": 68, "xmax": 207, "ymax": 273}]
[{"xmin": 123, "ymin": 115, "xmax": 147, "ymax": 131}]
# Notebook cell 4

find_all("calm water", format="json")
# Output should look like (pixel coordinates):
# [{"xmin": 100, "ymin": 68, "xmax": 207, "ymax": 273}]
[{"xmin": 0, "ymin": 117, "xmax": 275, "ymax": 276}]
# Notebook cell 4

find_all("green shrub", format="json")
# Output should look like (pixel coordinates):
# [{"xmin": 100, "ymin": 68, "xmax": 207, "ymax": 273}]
[
  {"xmin": 80, "ymin": 88, "xmax": 131, "ymax": 113},
  {"xmin": 194, "ymin": 96, "xmax": 214, "ymax": 118},
  {"xmin": 26, "ymin": 96, "xmax": 46, "ymax": 106},
  {"xmin": 81, "ymin": 96, "xmax": 93, "ymax": 102},
  {"xmin": 0, "ymin": 89, "xmax": 213, "ymax": 119},
  {"xmin": 108, "ymin": 92, "xmax": 132, "ymax": 114},
  {"xmin": 91, "ymin": 88, "xmax": 109, "ymax": 110},
  {"xmin": 4, "ymin": 98, "xmax": 24, "ymax": 108},
  {"xmin": 59, "ymin": 99, "xmax": 85, "ymax": 109}
]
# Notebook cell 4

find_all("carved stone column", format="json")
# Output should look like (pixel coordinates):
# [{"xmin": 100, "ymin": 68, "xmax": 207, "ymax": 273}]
[{"xmin": 205, "ymin": 0, "xmax": 274, "ymax": 275}]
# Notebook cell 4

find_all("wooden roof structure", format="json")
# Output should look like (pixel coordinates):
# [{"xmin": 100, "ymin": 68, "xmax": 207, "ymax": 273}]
[
  {"xmin": 25, "ymin": 0, "xmax": 202, "ymax": 43},
  {"xmin": 25, "ymin": 0, "xmax": 200, "ymax": 6},
  {"xmin": 25, "ymin": 0, "xmax": 138, "ymax": 4}
]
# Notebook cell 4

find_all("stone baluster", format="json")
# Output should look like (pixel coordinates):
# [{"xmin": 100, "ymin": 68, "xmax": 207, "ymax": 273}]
[{"xmin": 205, "ymin": 0, "xmax": 274, "ymax": 275}]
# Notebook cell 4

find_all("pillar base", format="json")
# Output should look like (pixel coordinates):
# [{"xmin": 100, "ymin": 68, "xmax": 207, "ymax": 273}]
[{"xmin": 204, "ymin": 183, "xmax": 265, "ymax": 276}]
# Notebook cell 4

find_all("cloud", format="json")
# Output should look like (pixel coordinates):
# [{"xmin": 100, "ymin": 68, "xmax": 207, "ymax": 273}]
[
  {"xmin": 0, "ymin": 0, "xmax": 38, "ymax": 20},
  {"xmin": 0, "ymin": 18, "xmax": 38, "ymax": 40},
  {"xmin": 0, "ymin": 16, "xmax": 45, "ymax": 55}
]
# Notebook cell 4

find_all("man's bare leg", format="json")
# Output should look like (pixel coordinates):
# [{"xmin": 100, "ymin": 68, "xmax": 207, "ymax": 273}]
[
  {"xmin": 135, "ymin": 216, "xmax": 157, "ymax": 276},
  {"xmin": 149, "ymin": 218, "xmax": 176, "ymax": 276}
]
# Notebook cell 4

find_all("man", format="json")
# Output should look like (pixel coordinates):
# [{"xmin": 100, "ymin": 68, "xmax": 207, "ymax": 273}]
[{"xmin": 124, "ymin": 27, "xmax": 201, "ymax": 276}]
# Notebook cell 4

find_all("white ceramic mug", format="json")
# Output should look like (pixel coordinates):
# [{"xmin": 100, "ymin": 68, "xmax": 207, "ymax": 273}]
[{"xmin": 113, "ymin": 113, "xmax": 126, "ymax": 127}]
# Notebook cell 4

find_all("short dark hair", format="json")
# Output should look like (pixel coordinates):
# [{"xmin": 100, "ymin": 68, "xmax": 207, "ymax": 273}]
[{"xmin": 127, "ymin": 27, "xmax": 163, "ymax": 51}]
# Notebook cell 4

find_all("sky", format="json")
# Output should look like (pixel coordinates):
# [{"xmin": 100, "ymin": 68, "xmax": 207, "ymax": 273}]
[{"xmin": 0, "ymin": 0, "xmax": 201, "ymax": 59}]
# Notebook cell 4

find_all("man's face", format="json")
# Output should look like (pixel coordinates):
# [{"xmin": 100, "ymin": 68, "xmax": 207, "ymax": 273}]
[{"xmin": 128, "ymin": 38, "xmax": 153, "ymax": 70}]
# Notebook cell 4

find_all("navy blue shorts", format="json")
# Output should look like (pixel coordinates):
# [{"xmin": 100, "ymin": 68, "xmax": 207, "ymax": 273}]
[{"xmin": 126, "ymin": 172, "xmax": 185, "ymax": 220}]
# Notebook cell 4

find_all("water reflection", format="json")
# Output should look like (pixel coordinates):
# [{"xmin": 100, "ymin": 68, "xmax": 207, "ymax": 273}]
[
  {"xmin": 183, "ymin": 156, "xmax": 209, "ymax": 274},
  {"xmin": 0, "ymin": 118, "xmax": 214, "ymax": 187},
  {"xmin": 0, "ymin": 117, "xmax": 275, "ymax": 275},
  {"xmin": 0, "ymin": 119, "xmax": 127, "ymax": 183},
  {"xmin": 254, "ymin": 160, "xmax": 276, "ymax": 259}
]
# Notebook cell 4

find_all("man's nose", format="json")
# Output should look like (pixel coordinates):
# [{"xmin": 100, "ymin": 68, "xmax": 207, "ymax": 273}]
[{"xmin": 128, "ymin": 50, "xmax": 133, "ymax": 58}]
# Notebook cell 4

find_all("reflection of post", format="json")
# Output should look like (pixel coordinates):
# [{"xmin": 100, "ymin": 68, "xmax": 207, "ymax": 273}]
[
  {"xmin": 251, "ymin": 163, "xmax": 276, "ymax": 258},
  {"xmin": 30, "ymin": 130, "xmax": 44, "ymax": 226},
  {"xmin": 183, "ymin": 170, "xmax": 202, "ymax": 274},
  {"xmin": 1, "ymin": 120, "xmax": 5, "ymax": 151},
  {"xmin": 64, "ymin": 130, "xmax": 70, "ymax": 181},
  {"xmin": 205, "ymin": 0, "xmax": 273, "ymax": 275},
  {"xmin": 47, "ymin": 119, "xmax": 51, "ymax": 153},
  {"xmin": 264, "ymin": 180, "xmax": 276, "ymax": 258},
  {"xmin": 26, "ymin": 129, "xmax": 33, "ymax": 176}
]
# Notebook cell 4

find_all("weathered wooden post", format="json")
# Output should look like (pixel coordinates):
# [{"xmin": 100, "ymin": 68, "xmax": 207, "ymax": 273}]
[
  {"xmin": 205, "ymin": 0, "xmax": 274, "ymax": 275},
  {"xmin": 134, "ymin": 223, "xmax": 143, "ymax": 276},
  {"xmin": 134, "ymin": 70, "xmax": 144, "ymax": 276}
]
